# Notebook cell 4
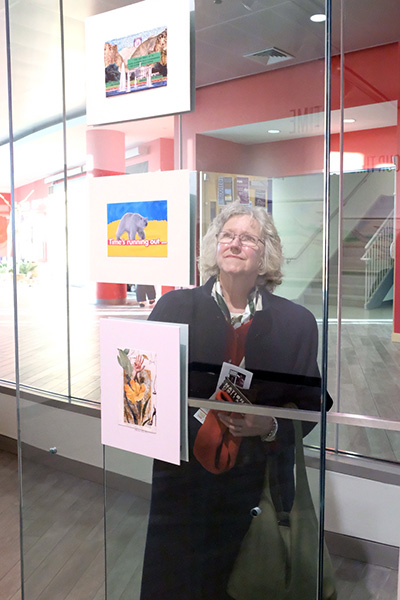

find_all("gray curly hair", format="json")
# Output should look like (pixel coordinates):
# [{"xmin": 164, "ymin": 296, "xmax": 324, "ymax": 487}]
[{"xmin": 199, "ymin": 202, "xmax": 284, "ymax": 291}]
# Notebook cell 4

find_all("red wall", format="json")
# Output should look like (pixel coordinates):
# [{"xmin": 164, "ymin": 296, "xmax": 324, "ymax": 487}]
[
  {"xmin": 332, "ymin": 44, "xmax": 400, "ymax": 110},
  {"xmin": 0, "ymin": 192, "xmax": 11, "ymax": 255},
  {"xmin": 182, "ymin": 43, "xmax": 400, "ymax": 173},
  {"xmin": 196, "ymin": 128, "xmax": 398, "ymax": 179},
  {"xmin": 126, "ymin": 137, "xmax": 174, "ymax": 172},
  {"xmin": 183, "ymin": 42, "xmax": 400, "ymax": 333},
  {"xmin": 196, "ymin": 135, "xmax": 245, "ymax": 175},
  {"xmin": 159, "ymin": 138, "xmax": 174, "ymax": 171}
]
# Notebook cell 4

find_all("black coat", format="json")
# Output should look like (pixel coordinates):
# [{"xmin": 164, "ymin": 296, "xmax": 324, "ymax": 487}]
[{"xmin": 140, "ymin": 278, "xmax": 322, "ymax": 600}]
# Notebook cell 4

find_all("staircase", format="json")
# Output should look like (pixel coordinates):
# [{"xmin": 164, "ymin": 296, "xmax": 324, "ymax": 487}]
[
  {"xmin": 277, "ymin": 170, "xmax": 395, "ymax": 307},
  {"xmin": 361, "ymin": 210, "xmax": 394, "ymax": 309},
  {"xmin": 302, "ymin": 200, "xmax": 394, "ymax": 310},
  {"xmin": 302, "ymin": 239, "xmax": 367, "ymax": 308}
]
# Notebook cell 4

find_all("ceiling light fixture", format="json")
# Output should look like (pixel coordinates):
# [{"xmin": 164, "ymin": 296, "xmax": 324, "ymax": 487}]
[
  {"xmin": 268, "ymin": 129, "xmax": 280, "ymax": 134},
  {"xmin": 344, "ymin": 118, "xmax": 356, "ymax": 123},
  {"xmin": 310, "ymin": 13, "xmax": 326, "ymax": 22}
]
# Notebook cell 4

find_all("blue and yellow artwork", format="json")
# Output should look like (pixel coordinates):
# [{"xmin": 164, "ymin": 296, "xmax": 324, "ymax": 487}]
[{"xmin": 107, "ymin": 199, "xmax": 168, "ymax": 257}]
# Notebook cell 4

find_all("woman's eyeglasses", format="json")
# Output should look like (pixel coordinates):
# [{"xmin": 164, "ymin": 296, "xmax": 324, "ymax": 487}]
[{"xmin": 217, "ymin": 231, "xmax": 265, "ymax": 249}]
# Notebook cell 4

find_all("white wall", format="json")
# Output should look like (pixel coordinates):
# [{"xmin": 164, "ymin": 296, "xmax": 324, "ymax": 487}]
[
  {"xmin": 0, "ymin": 391, "xmax": 153, "ymax": 484},
  {"xmin": 307, "ymin": 467, "xmax": 400, "ymax": 547}
]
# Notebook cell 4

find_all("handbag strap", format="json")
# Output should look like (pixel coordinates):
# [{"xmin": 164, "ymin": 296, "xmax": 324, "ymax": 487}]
[
  {"xmin": 263, "ymin": 417, "xmax": 315, "ymax": 516},
  {"xmin": 293, "ymin": 419, "xmax": 316, "ymax": 512}
]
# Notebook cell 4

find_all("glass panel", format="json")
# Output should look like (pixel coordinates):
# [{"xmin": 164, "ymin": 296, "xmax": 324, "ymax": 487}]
[
  {"xmin": 9, "ymin": 0, "xmax": 70, "ymax": 397},
  {"xmin": 328, "ymin": 0, "xmax": 400, "ymax": 461},
  {"xmin": 15, "ymin": 167, "xmax": 69, "ymax": 396},
  {"xmin": 19, "ymin": 399, "xmax": 105, "ymax": 599},
  {"xmin": 3, "ymin": 0, "xmax": 400, "ymax": 599},
  {"xmin": 0, "ymin": 3, "xmax": 14, "ymax": 386},
  {"xmin": 8, "ymin": 1, "xmax": 102, "ymax": 598},
  {"xmin": 0, "ymin": 194, "xmax": 15, "ymax": 387},
  {"xmin": 105, "ymin": 2, "xmax": 327, "ymax": 600},
  {"xmin": 64, "ymin": 176, "xmax": 100, "ymax": 403},
  {"xmin": 104, "ymin": 447, "xmax": 151, "ymax": 599},
  {"xmin": 324, "ymin": 422, "xmax": 399, "ymax": 599},
  {"xmin": 105, "ymin": 411, "xmax": 324, "ymax": 600}
]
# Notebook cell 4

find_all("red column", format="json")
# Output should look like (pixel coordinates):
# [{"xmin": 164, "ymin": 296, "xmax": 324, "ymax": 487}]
[
  {"xmin": 161, "ymin": 286, "xmax": 175, "ymax": 295},
  {"xmin": 87, "ymin": 128, "xmax": 127, "ymax": 304}
]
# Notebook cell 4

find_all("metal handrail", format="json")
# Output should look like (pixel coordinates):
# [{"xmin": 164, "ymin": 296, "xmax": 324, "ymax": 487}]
[
  {"xmin": 188, "ymin": 397, "xmax": 400, "ymax": 431},
  {"xmin": 361, "ymin": 209, "xmax": 394, "ymax": 254},
  {"xmin": 360, "ymin": 209, "xmax": 394, "ymax": 306}
]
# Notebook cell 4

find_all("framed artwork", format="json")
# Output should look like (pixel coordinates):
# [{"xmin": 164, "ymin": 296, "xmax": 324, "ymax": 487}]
[
  {"xmin": 89, "ymin": 170, "xmax": 196, "ymax": 286},
  {"xmin": 85, "ymin": 0, "xmax": 194, "ymax": 125},
  {"xmin": 107, "ymin": 199, "xmax": 168, "ymax": 258},
  {"xmin": 100, "ymin": 318, "xmax": 188, "ymax": 465}
]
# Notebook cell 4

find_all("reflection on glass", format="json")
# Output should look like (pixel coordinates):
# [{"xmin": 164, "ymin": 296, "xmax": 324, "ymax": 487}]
[
  {"xmin": 0, "ymin": 191, "xmax": 15, "ymax": 384},
  {"xmin": 137, "ymin": 203, "xmax": 325, "ymax": 599},
  {"xmin": 19, "ymin": 400, "xmax": 105, "ymax": 599},
  {"xmin": 324, "ymin": 423, "xmax": 400, "ymax": 598},
  {"xmin": 2, "ymin": 0, "xmax": 399, "ymax": 598},
  {"xmin": 13, "ymin": 157, "xmax": 69, "ymax": 396}
]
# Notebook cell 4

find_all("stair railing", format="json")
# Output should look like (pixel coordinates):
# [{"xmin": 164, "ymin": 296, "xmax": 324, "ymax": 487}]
[{"xmin": 360, "ymin": 209, "xmax": 394, "ymax": 306}]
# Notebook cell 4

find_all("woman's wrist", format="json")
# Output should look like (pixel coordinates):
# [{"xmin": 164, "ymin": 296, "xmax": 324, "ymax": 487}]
[{"xmin": 260, "ymin": 417, "xmax": 278, "ymax": 442}]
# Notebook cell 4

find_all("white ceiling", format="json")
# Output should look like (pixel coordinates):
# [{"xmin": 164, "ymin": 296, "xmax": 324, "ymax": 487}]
[
  {"xmin": 1, "ymin": 0, "xmax": 400, "ymax": 189},
  {"xmin": 204, "ymin": 102, "xmax": 399, "ymax": 143}
]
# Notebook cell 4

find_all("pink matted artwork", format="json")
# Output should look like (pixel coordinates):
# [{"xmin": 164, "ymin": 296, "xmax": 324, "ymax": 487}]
[{"xmin": 100, "ymin": 317, "xmax": 186, "ymax": 465}]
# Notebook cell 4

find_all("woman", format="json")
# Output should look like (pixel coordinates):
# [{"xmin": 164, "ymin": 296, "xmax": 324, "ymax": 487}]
[{"xmin": 140, "ymin": 202, "xmax": 322, "ymax": 600}]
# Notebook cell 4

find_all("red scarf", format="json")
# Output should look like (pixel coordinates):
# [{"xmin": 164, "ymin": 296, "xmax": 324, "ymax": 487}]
[{"xmin": 193, "ymin": 320, "xmax": 252, "ymax": 474}]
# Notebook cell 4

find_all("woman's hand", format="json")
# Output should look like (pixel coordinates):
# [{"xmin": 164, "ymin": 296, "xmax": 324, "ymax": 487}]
[{"xmin": 217, "ymin": 411, "xmax": 275, "ymax": 438}]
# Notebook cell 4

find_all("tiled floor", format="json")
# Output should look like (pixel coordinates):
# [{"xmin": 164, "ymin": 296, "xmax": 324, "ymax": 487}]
[{"xmin": 0, "ymin": 449, "xmax": 398, "ymax": 600}]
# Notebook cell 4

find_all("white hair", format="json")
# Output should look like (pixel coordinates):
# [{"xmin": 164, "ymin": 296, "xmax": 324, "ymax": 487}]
[{"xmin": 199, "ymin": 202, "xmax": 283, "ymax": 291}]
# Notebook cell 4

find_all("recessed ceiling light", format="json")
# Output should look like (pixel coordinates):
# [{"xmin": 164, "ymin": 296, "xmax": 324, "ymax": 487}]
[
  {"xmin": 344, "ymin": 118, "xmax": 356, "ymax": 123},
  {"xmin": 267, "ymin": 129, "xmax": 280, "ymax": 134},
  {"xmin": 310, "ymin": 14, "xmax": 326, "ymax": 22}
]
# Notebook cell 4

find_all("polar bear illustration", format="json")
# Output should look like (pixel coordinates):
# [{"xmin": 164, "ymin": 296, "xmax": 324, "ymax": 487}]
[{"xmin": 116, "ymin": 212, "xmax": 148, "ymax": 240}]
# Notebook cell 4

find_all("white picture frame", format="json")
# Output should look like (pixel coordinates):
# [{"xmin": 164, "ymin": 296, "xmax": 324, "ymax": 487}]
[
  {"xmin": 88, "ymin": 170, "xmax": 196, "ymax": 286},
  {"xmin": 85, "ymin": 0, "xmax": 193, "ymax": 125}
]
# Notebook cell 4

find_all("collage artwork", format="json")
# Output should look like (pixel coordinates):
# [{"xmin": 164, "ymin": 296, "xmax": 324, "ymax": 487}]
[
  {"xmin": 117, "ymin": 348, "xmax": 157, "ymax": 433},
  {"xmin": 104, "ymin": 26, "xmax": 167, "ymax": 98}
]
